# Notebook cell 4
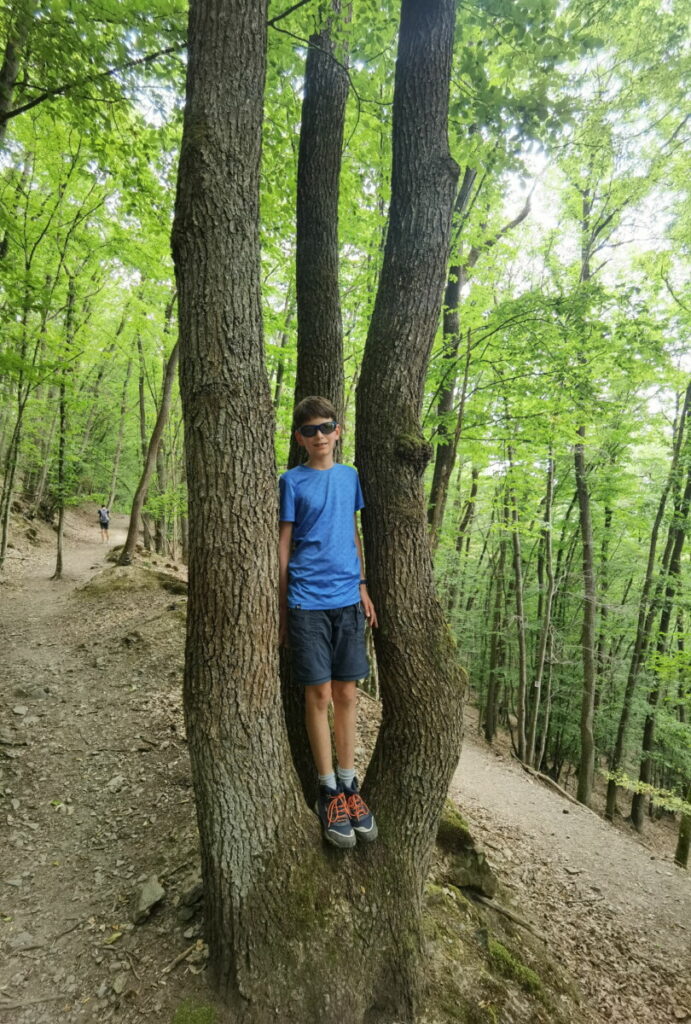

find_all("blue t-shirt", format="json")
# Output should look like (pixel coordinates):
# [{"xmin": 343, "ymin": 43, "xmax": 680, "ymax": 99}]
[{"xmin": 279, "ymin": 463, "xmax": 364, "ymax": 610}]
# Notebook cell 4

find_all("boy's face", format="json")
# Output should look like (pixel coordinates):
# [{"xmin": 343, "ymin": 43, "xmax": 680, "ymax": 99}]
[{"xmin": 295, "ymin": 416, "xmax": 341, "ymax": 460}]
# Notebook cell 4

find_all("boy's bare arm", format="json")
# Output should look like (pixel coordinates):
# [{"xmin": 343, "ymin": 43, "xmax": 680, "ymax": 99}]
[
  {"xmin": 354, "ymin": 516, "xmax": 378, "ymax": 628},
  {"xmin": 278, "ymin": 520, "xmax": 293, "ymax": 645}
]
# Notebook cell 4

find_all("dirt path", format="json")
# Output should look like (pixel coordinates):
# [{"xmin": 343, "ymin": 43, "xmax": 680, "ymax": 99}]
[
  {"xmin": 451, "ymin": 727, "xmax": 691, "ymax": 1023},
  {"xmin": 1, "ymin": 511, "xmax": 205, "ymax": 1024},
  {"xmin": 1, "ymin": 511, "xmax": 690, "ymax": 1024}
]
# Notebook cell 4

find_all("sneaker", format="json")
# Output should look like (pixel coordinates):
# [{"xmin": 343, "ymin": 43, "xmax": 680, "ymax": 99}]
[
  {"xmin": 315, "ymin": 785, "xmax": 356, "ymax": 849},
  {"xmin": 343, "ymin": 777, "xmax": 378, "ymax": 843}
]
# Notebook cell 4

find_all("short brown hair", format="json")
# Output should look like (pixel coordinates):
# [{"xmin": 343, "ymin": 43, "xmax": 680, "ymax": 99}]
[{"xmin": 292, "ymin": 395, "xmax": 338, "ymax": 431}]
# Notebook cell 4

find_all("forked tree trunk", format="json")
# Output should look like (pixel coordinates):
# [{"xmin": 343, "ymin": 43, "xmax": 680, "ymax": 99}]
[{"xmin": 173, "ymin": 1, "xmax": 463, "ymax": 1021}]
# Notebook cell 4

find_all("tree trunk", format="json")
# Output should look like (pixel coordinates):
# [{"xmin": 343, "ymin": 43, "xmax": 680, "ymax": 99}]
[
  {"xmin": 675, "ymin": 784, "xmax": 691, "ymax": 869},
  {"xmin": 485, "ymin": 531, "xmax": 507, "ymax": 744},
  {"xmin": 287, "ymin": 2, "xmax": 348, "ymax": 469},
  {"xmin": 136, "ymin": 334, "xmax": 155, "ymax": 549},
  {"xmin": 52, "ymin": 276, "xmax": 75, "ymax": 580},
  {"xmin": 574, "ymin": 426, "xmax": 597, "ymax": 806},
  {"xmin": 446, "ymin": 464, "xmax": 479, "ymax": 614},
  {"xmin": 536, "ymin": 628, "xmax": 554, "ymax": 771},
  {"xmin": 118, "ymin": 342, "xmax": 179, "ymax": 566},
  {"xmin": 154, "ymin": 440, "xmax": 167, "ymax": 554},
  {"xmin": 595, "ymin": 504, "xmax": 612, "ymax": 698},
  {"xmin": 507, "ymin": 450, "xmax": 528, "ymax": 761},
  {"xmin": 427, "ymin": 168, "xmax": 476, "ymax": 543},
  {"xmin": 107, "ymin": 354, "xmax": 134, "ymax": 509},
  {"xmin": 355, "ymin": 1, "xmax": 464, "ymax": 1012},
  {"xmin": 271, "ymin": 281, "xmax": 294, "ymax": 410},
  {"xmin": 527, "ymin": 455, "xmax": 555, "ymax": 766},
  {"xmin": 606, "ymin": 380, "xmax": 691, "ymax": 820},
  {"xmin": 0, "ymin": 2, "xmax": 34, "ymax": 150},
  {"xmin": 281, "ymin": 3, "xmax": 350, "ymax": 801},
  {"xmin": 631, "ymin": 460, "xmax": 691, "ymax": 830},
  {"xmin": 427, "ymin": 189, "xmax": 530, "ymax": 545},
  {"xmin": 0, "ymin": 292, "xmax": 34, "ymax": 570},
  {"xmin": 175, "ymin": 0, "xmax": 465, "ymax": 1019},
  {"xmin": 29, "ymin": 400, "xmax": 59, "ymax": 514}
]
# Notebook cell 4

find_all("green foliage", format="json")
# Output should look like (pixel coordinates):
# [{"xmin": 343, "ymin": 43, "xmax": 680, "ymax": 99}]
[
  {"xmin": 603, "ymin": 770, "xmax": 691, "ymax": 817},
  {"xmin": 0, "ymin": 0, "xmax": 688, "ymax": 822}
]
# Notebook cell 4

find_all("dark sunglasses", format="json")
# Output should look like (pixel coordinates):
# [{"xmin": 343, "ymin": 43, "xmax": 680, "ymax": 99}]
[{"xmin": 298, "ymin": 420, "xmax": 338, "ymax": 438}]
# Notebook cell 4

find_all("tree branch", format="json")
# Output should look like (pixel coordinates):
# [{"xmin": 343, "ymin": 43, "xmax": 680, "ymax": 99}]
[
  {"xmin": 267, "ymin": 0, "xmax": 316, "ymax": 28},
  {"xmin": 1, "ymin": 45, "xmax": 182, "ymax": 126}
]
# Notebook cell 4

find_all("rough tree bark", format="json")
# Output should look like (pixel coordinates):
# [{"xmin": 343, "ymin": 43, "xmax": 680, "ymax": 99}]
[
  {"xmin": 355, "ymin": 0, "xmax": 465, "ymax": 1006},
  {"xmin": 287, "ymin": 1, "xmax": 348, "ymax": 469},
  {"xmin": 173, "ymin": 1, "xmax": 465, "ymax": 1021}
]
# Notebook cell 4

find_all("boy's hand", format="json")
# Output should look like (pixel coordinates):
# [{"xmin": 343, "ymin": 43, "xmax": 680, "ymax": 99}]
[{"xmin": 360, "ymin": 587, "xmax": 378, "ymax": 629}]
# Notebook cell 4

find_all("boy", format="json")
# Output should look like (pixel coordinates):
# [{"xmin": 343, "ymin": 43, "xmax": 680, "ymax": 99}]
[{"xmin": 279, "ymin": 396, "xmax": 378, "ymax": 849}]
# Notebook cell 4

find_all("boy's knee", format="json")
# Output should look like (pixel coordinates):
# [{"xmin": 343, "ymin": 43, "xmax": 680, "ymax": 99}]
[
  {"xmin": 305, "ymin": 682, "xmax": 332, "ymax": 713},
  {"xmin": 331, "ymin": 681, "xmax": 356, "ymax": 709}
]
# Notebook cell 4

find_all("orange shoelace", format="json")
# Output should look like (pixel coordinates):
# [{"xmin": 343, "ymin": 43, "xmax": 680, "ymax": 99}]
[
  {"xmin": 326, "ymin": 791, "xmax": 351, "ymax": 826},
  {"xmin": 346, "ymin": 792, "xmax": 370, "ymax": 821}
]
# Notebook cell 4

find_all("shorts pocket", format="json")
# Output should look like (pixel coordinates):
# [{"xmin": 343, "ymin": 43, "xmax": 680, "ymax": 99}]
[{"xmin": 288, "ymin": 608, "xmax": 322, "ymax": 640}]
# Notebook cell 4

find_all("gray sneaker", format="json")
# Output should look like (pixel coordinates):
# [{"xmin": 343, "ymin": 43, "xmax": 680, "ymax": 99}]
[
  {"xmin": 343, "ymin": 777, "xmax": 378, "ymax": 843},
  {"xmin": 315, "ymin": 785, "xmax": 356, "ymax": 849}
]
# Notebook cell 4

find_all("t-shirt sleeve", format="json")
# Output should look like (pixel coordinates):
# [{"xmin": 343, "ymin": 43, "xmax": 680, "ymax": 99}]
[
  {"xmin": 354, "ymin": 470, "xmax": 365, "ymax": 512},
  {"xmin": 279, "ymin": 474, "xmax": 295, "ymax": 522}
]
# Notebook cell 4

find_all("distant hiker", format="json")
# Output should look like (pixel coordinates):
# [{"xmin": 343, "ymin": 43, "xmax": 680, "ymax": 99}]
[
  {"xmin": 279, "ymin": 396, "xmax": 378, "ymax": 850},
  {"xmin": 98, "ymin": 504, "xmax": 110, "ymax": 542}
]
